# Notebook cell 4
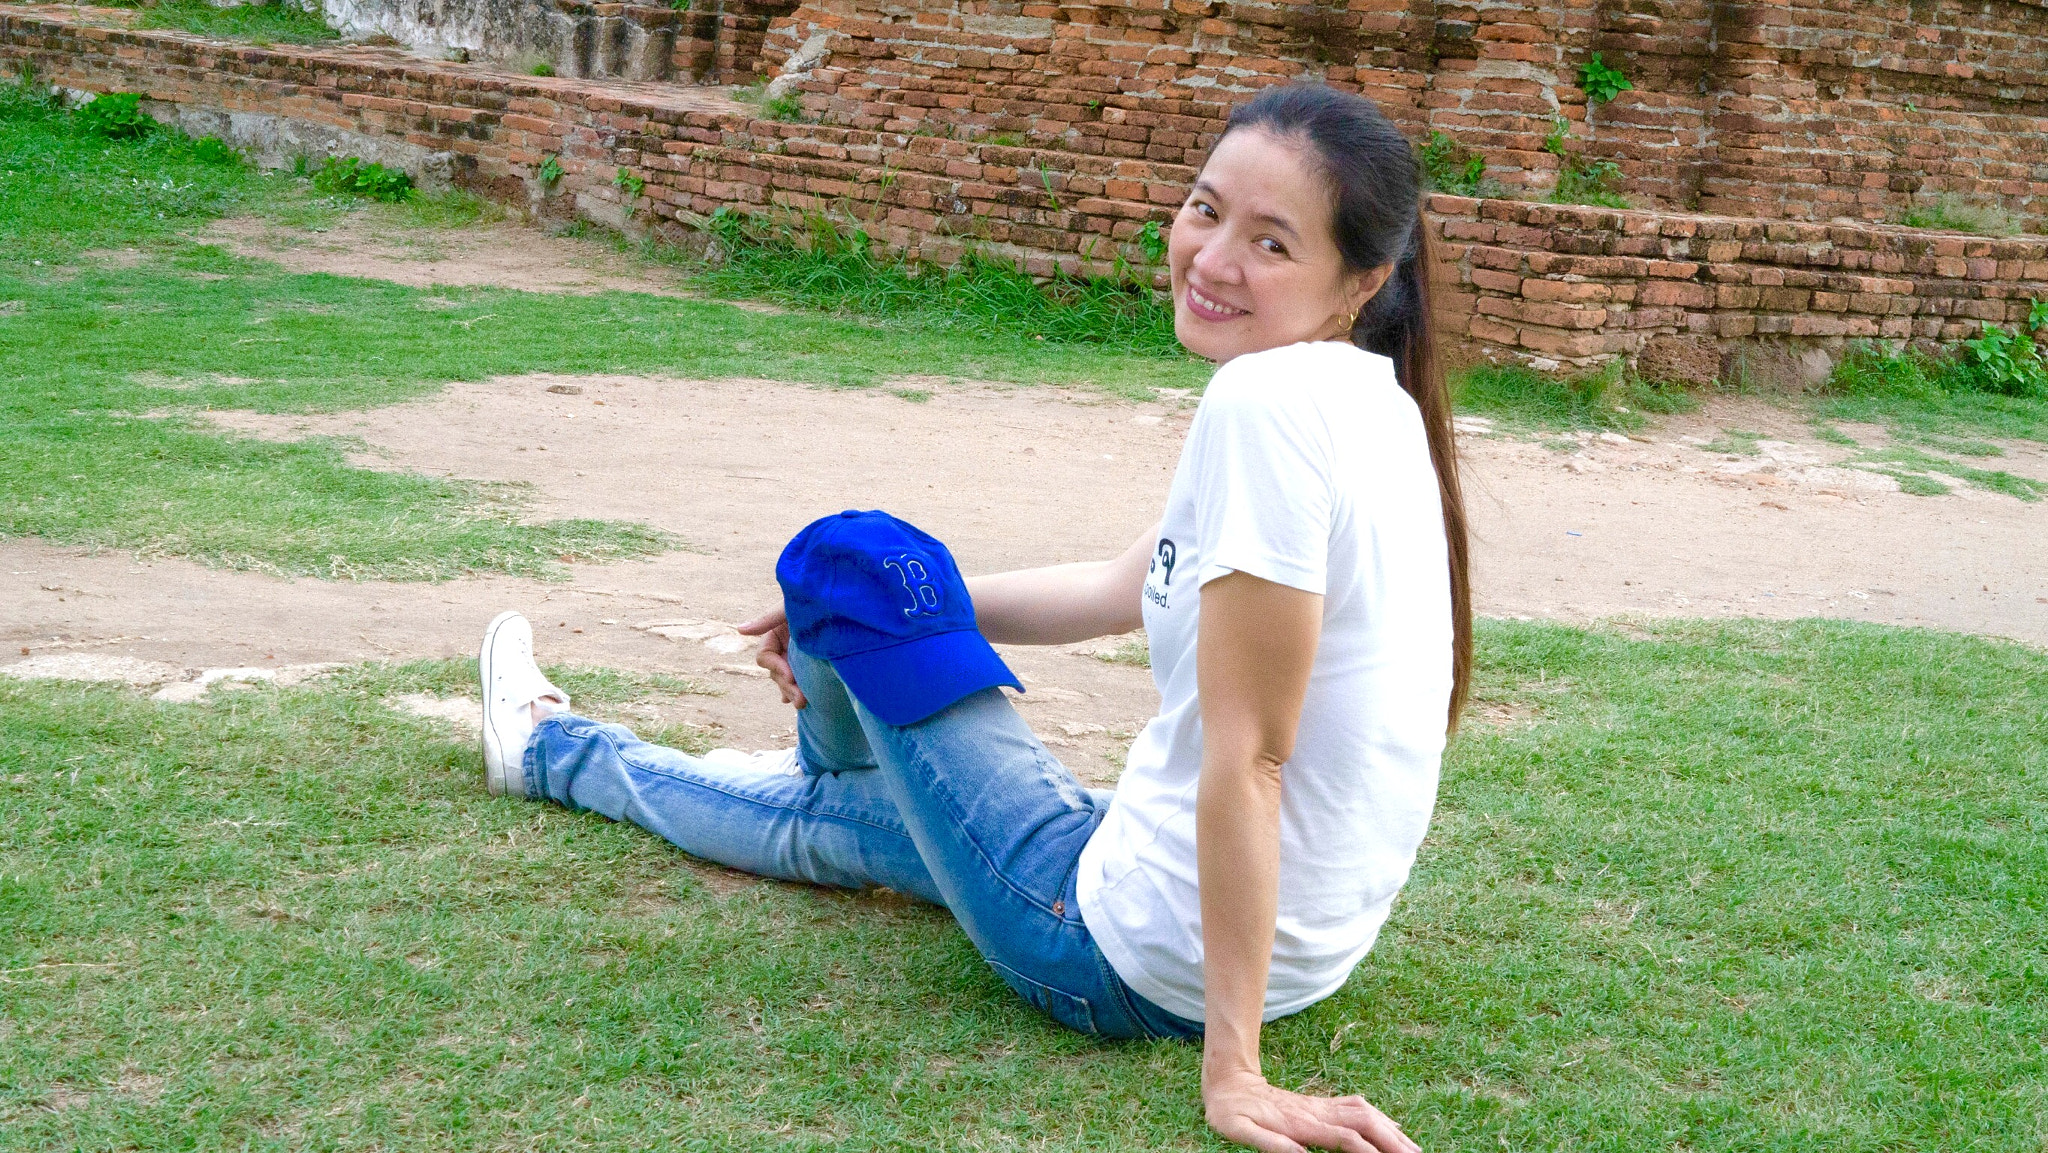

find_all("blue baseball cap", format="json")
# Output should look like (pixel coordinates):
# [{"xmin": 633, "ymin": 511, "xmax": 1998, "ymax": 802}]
[{"xmin": 776, "ymin": 510, "xmax": 1021, "ymax": 726}]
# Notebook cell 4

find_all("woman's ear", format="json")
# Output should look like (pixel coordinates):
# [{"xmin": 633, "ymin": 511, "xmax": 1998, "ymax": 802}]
[{"xmin": 1344, "ymin": 263, "xmax": 1395, "ymax": 319}]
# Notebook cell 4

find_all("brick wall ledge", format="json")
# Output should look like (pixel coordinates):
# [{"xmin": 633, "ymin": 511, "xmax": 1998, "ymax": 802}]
[
  {"xmin": 1424, "ymin": 195, "xmax": 2048, "ymax": 385},
  {"xmin": 8, "ymin": 3, "xmax": 2046, "ymax": 388}
]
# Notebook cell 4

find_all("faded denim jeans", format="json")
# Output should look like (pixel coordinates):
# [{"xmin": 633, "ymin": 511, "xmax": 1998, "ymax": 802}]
[{"xmin": 522, "ymin": 643, "xmax": 1200, "ymax": 1041}]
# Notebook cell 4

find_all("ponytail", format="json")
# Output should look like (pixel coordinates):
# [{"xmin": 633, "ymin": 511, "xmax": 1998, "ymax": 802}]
[
  {"xmin": 1224, "ymin": 85, "xmax": 1475, "ymax": 735},
  {"xmin": 1352, "ymin": 215, "xmax": 1473, "ymax": 734}
]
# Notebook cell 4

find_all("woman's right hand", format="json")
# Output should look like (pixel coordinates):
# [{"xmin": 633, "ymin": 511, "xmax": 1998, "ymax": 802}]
[
  {"xmin": 736, "ymin": 606, "xmax": 808, "ymax": 709},
  {"xmin": 1204, "ymin": 1068, "xmax": 1418, "ymax": 1153}
]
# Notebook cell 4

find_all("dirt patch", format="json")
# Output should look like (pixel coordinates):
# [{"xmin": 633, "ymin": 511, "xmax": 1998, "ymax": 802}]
[
  {"xmin": 1, "ymin": 653, "xmax": 185, "ymax": 685},
  {"xmin": 390, "ymin": 693, "xmax": 483, "ymax": 733},
  {"xmin": 1456, "ymin": 398, "xmax": 2046, "ymax": 636},
  {"xmin": 203, "ymin": 212, "xmax": 725, "ymax": 300},
  {"xmin": 201, "ymin": 373, "xmax": 1191, "ymax": 556},
  {"xmin": 200, "ymin": 373, "xmax": 2047, "ymax": 643},
  {"xmin": 7, "ymin": 374, "xmax": 2043, "ymax": 783}
]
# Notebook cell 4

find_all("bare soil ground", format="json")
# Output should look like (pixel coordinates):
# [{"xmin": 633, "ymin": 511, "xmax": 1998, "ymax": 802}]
[
  {"xmin": 7, "ymin": 214, "xmax": 2043, "ymax": 780},
  {"xmin": 204, "ymin": 213, "xmax": 705, "ymax": 298}
]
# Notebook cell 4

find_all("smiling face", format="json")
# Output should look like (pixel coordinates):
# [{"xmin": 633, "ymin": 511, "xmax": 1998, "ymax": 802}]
[{"xmin": 1167, "ymin": 127, "xmax": 1389, "ymax": 364}]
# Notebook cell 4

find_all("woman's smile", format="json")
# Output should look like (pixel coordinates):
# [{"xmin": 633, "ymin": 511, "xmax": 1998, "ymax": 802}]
[{"xmin": 1184, "ymin": 282, "xmax": 1251, "ymax": 322}]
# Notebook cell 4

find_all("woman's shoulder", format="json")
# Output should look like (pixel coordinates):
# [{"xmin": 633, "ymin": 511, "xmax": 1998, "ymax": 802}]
[{"xmin": 1205, "ymin": 341, "xmax": 1408, "ymax": 418}]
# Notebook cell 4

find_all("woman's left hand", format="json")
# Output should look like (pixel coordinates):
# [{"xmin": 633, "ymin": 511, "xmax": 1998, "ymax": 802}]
[
  {"xmin": 1203, "ymin": 1068, "xmax": 1418, "ymax": 1153},
  {"xmin": 736, "ymin": 606, "xmax": 807, "ymax": 709}
]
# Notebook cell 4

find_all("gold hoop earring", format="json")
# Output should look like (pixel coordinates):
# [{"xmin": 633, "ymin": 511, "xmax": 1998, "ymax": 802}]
[{"xmin": 1343, "ymin": 310, "xmax": 1358, "ymax": 331}]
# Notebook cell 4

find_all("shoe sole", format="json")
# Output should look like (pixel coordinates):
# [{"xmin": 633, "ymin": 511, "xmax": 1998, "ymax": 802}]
[{"xmin": 479, "ymin": 609, "xmax": 522, "ymax": 797}]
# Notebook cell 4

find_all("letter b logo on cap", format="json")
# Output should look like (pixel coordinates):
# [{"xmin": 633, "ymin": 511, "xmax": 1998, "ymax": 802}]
[
  {"xmin": 883, "ymin": 552, "xmax": 943, "ymax": 619},
  {"xmin": 776, "ymin": 509, "xmax": 1021, "ymax": 726}
]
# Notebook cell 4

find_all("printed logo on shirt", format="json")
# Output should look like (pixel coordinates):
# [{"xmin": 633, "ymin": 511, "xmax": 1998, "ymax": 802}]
[
  {"xmin": 1143, "ymin": 538, "xmax": 1177, "ymax": 609},
  {"xmin": 881, "ymin": 552, "xmax": 944, "ymax": 619}
]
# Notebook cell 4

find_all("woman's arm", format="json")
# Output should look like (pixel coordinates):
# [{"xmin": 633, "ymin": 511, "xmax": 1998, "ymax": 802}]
[
  {"xmin": 1197, "ymin": 571, "xmax": 1418, "ymax": 1153},
  {"xmin": 964, "ymin": 522, "xmax": 1157, "ymax": 645}
]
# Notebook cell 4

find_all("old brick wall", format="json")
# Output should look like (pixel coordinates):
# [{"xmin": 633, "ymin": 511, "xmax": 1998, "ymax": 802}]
[
  {"xmin": 7, "ymin": 3, "xmax": 2046, "ymax": 386},
  {"xmin": 757, "ymin": 0, "xmax": 2048, "ymax": 230},
  {"xmin": 1701, "ymin": 0, "xmax": 2048, "ymax": 226},
  {"xmin": 1430, "ymin": 194, "xmax": 2048, "ymax": 379}
]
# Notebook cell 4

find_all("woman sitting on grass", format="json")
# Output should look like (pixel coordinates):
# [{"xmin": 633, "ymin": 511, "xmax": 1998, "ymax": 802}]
[{"xmin": 477, "ymin": 83, "xmax": 1468, "ymax": 1153}]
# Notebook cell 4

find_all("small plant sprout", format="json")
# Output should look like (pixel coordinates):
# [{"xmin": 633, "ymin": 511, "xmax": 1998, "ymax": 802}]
[
  {"xmin": 614, "ymin": 167, "xmax": 646, "ymax": 203},
  {"xmin": 1579, "ymin": 52, "xmax": 1633, "ymax": 104},
  {"xmin": 76, "ymin": 92, "xmax": 155, "ymax": 139},
  {"xmin": 537, "ymin": 155, "xmax": 564, "ymax": 185},
  {"xmin": 1958, "ymin": 323, "xmax": 2048, "ymax": 398},
  {"xmin": 1553, "ymin": 157, "xmax": 1628, "ymax": 208},
  {"xmin": 1137, "ymin": 219, "xmax": 1168, "ymax": 264},
  {"xmin": 1542, "ymin": 116, "xmax": 1627, "ymax": 208},
  {"xmin": 1035, "ymin": 162, "xmax": 1064, "ymax": 211},
  {"xmin": 1544, "ymin": 116, "xmax": 1572, "ymax": 157},
  {"xmin": 189, "ymin": 135, "xmax": 242, "ymax": 166},
  {"xmin": 1419, "ymin": 130, "xmax": 1487, "ymax": 197},
  {"xmin": 311, "ymin": 155, "xmax": 414, "ymax": 202}
]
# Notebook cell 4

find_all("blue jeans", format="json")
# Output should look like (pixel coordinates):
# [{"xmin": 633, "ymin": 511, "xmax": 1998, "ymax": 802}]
[{"xmin": 521, "ymin": 644, "xmax": 1201, "ymax": 1041}]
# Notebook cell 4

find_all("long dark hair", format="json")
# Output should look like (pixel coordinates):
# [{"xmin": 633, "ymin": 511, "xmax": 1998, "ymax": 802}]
[{"xmin": 1218, "ymin": 84, "xmax": 1473, "ymax": 734}]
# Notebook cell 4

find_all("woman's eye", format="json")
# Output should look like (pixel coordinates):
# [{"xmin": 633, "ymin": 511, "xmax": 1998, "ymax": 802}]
[
  {"xmin": 1259, "ymin": 238, "xmax": 1287, "ymax": 255},
  {"xmin": 1194, "ymin": 202, "xmax": 1218, "ymax": 219}
]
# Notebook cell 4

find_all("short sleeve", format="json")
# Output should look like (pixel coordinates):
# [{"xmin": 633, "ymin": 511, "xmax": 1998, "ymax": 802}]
[{"xmin": 1189, "ymin": 365, "xmax": 1334, "ymax": 596}]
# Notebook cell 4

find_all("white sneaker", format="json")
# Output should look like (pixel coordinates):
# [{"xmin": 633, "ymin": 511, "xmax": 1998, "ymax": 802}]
[{"xmin": 479, "ymin": 610, "xmax": 569, "ymax": 798}]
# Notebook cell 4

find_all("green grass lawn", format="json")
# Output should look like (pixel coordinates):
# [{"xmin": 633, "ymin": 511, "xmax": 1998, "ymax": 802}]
[
  {"xmin": 113, "ymin": 0, "xmax": 344, "ymax": 45},
  {"xmin": 1814, "ymin": 342, "xmax": 2048, "ymax": 449},
  {"xmin": 1450, "ymin": 361, "xmax": 1696, "ymax": 433},
  {"xmin": 5, "ymin": 619, "xmax": 2044, "ymax": 1151}
]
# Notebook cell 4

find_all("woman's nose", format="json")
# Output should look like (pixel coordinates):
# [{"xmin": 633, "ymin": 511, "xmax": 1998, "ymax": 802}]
[{"xmin": 1189, "ymin": 233, "xmax": 1241, "ymax": 284}]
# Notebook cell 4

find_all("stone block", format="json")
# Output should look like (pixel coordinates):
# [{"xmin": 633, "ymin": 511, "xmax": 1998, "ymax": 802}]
[
  {"xmin": 1478, "ymin": 297, "xmax": 1608, "ymax": 330},
  {"xmin": 1635, "ymin": 334, "xmax": 1721, "ymax": 387},
  {"xmin": 1518, "ymin": 326, "xmax": 1620, "ymax": 358},
  {"xmin": 1759, "ymin": 287, "xmax": 1811, "ymax": 311},
  {"xmin": 1521, "ymin": 279, "xmax": 1612, "ymax": 303},
  {"xmin": 1469, "ymin": 246, "xmax": 1525, "ymax": 272},
  {"xmin": 1470, "ymin": 268, "xmax": 1522, "ymax": 293},
  {"xmin": 1638, "ymin": 280, "xmax": 1716, "ymax": 309},
  {"xmin": 1469, "ymin": 316, "xmax": 1520, "ymax": 345},
  {"xmin": 1716, "ymin": 285, "xmax": 1762, "ymax": 309},
  {"xmin": 1644, "ymin": 260, "xmax": 1702, "ymax": 280}
]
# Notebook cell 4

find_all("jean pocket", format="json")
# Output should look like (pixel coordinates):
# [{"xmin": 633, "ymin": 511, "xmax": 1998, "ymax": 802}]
[{"xmin": 986, "ymin": 960, "xmax": 1098, "ymax": 1036}]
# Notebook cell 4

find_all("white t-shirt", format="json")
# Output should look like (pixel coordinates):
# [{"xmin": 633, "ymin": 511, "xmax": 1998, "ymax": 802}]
[{"xmin": 1075, "ymin": 340, "xmax": 1452, "ymax": 1023}]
